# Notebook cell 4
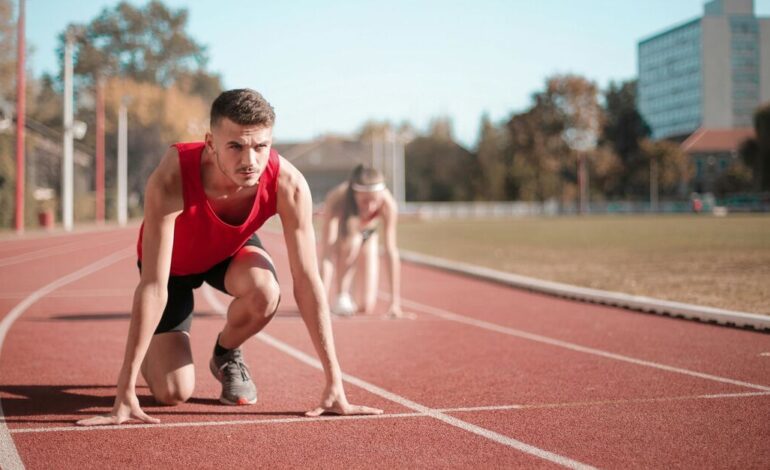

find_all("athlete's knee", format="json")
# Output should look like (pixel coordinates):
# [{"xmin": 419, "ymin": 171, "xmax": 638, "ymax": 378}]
[
  {"xmin": 152, "ymin": 381, "xmax": 194, "ymax": 406},
  {"xmin": 244, "ymin": 277, "xmax": 280, "ymax": 319},
  {"xmin": 337, "ymin": 236, "xmax": 362, "ymax": 264}
]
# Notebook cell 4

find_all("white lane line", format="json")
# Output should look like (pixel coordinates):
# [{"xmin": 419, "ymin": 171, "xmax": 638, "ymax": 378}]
[
  {"xmin": 12, "ymin": 391, "xmax": 770, "ymax": 435},
  {"xmin": 435, "ymin": 391, "xmax": 770, "ymax": 413},
  {"xmin": 0, "ymin": 248, "xmax": 135, "ymax": 470},
  {"xmin": 0, "ymin": 236, "xmax": 128, "ymax": 268},
  {"xmin": 262, "ymin": 227, "xmax": 770, "ymax": 394},
  {"xmin": 203, "ymin": 286, "xmax": 595, "ymax": 470},
  {"xmin": 0, "ymin": 289, "xmax": 136, "ymax": 300},
  {"xmin": 393, "ymin": 296, "xmax": 770, "ymax": 392},
  {"xmin": 9, "ymin": 412, "xmax": 426, "ymax": 434}
]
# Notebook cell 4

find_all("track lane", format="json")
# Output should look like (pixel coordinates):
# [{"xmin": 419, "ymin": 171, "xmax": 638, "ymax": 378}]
[{"xmin": 2, "ymin": 227, "xmax": 769, "ymax": 469}]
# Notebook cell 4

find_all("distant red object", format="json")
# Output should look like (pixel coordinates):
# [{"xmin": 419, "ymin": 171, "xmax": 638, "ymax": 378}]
[
  {"xmin": 38, "ymin": 210, "xmax": 54, "ymax": 230},
  {"xmin": 692, "ymin": 198, "xmax": 703, "ymax": 213}
]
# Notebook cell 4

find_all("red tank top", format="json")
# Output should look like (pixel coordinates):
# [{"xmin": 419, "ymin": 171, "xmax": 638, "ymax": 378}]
[{"xmin": 137, "ymin": 142, "xmax": 281, "ymax": 276}]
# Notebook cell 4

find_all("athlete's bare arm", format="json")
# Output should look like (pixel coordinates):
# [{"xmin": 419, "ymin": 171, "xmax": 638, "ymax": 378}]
[
  {"xmin": 276, "ymin": 158, "xmax": 382, "ymax": 416},
  {"xmin": 380, "ymin": 192, "xmax": 409, "ymax": 318},
  {"xmin": 77, "ymin": 147, "xmax": 183, "ymax": 426}
]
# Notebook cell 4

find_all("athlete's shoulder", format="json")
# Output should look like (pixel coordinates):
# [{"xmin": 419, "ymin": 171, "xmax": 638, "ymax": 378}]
[
  {"xmin": 145, "ymin": 146, "xmax": 184, "ymax": 211},
  {"xmin": 276, "ymin": 154, "xmax": 307, "ymax": 192},
  {"xmin": 322, "ymin": 183, "xmax": 347, "ymax": 216},
  {"xmin": 153, "ymin": 146, "xmax": 183, "ymax": 189}
]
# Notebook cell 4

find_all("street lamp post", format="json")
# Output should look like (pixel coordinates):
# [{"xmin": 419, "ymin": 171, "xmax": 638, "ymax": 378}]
[
  {"xmin": 15, "ymin": 0, "xmax": 25, "ymax": 233},
  {"xmin": 117, "ymin": 99, "xmax": 129, "ymax": 226},
  {"xmin": 62, "ymin": 29, "xmax": 75, "ymax": 231}
]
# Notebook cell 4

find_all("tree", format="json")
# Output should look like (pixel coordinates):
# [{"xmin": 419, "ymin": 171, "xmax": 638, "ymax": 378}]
[
  {"xmin": 600, "ymin": 80, "xmax": 652, "ymax": 198},
  {"xmin": 506, "ymin": 105, "xmax": 565, "ymax": 202},
  {"xmin": 405, "ymin": 118, "xmax": 478, "ymax": 201},
  {"xmin": 46, "ymin": 1, "xmax": 223, "ymax": 220},
  {"xmin": 714, "ymin": 160, "xmax": 753, "ymax": 196},
  {"xmin": 0, "ymin": 0, "xmax": 16, "ymax": 227},
  {"xmin": 739, "ymin": 103, "xmax": 770, "ymax": 191},
  {"xmin": 475, "ymin": 113, "xmax": 507, "ymax": 200},
  {"xmin": 101, "ymin": 77, "xmax": 209, "ymax": 211},
  {"xmin": 60, "ymin": 1, "xmax": 220, "ymax": 91},
  {"xmin": 638, "ymin": 139, "xmax": 693, "ymax": 199},
  {"xmin": 0, "ymin": 0, "xmax": 15, "ymax": 99}
]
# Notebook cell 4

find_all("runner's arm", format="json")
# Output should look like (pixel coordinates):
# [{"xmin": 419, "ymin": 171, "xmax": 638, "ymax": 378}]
[
  {"xmin": 76, "ymin": 148, "xmax": 182, "ymax": 426},
  {"xmin": 381, "ymin": 195, "xmax": 402, "ymax": 315},
  {"xmin": 277, "ymin": 163, "xmax": 342, "ymax": 386},
  {"xmin": 277, "ymin": 159, "xmax": 381, "ymax": 416},
  {"xmin": 117, "ymin": 155, "xmax": 181, "ymax": 398}
]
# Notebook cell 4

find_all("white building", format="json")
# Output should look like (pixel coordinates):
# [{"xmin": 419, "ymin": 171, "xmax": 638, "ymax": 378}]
[{"xmin": 637, "ymin": 0, "xmax": 770, "ymax": 140}]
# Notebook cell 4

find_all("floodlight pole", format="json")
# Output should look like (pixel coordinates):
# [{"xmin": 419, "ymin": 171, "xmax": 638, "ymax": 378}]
[
  {"xmin": 62, "ymin": 29, "xmax": 74, "ymax": 231},
  {"xmin": 95, "ymin": 76, "xmax": 105, "ymax": 224},
  {"xmin": 650, "ymin": 156, "xmax": 659, "ymax": 212},
  {"xmin": 117, "ymin": 100, "xmax": 128, "ymax": 226},
  {"xmin": 14, "ymin": 0, "xmax": 25, "ymax": 233}
]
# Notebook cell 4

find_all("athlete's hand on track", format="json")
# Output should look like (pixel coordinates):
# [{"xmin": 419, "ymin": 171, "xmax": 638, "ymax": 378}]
[
  {"xmin": 305, "ymin": 383, "xmax": 383, "ymax": 417},
  {"xmin": 387, "ymin": 305, "xmax": 417, "ymax": 320},
  {"xmin": 76, "ymin": 391, "xmax": 160, "ymax": 426}
]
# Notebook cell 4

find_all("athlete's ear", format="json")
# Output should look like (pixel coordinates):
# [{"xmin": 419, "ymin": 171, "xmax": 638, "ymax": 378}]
[{"xmin": 205, "ymin": 131, "xmax": 215, "ymax": 153}]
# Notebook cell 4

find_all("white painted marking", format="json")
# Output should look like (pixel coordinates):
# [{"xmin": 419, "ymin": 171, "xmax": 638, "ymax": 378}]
[
  {"xmin": 391, "ymin": 296, "xmax": 770, "ymax": 392},
  {"xmin": 0, "ymin": 289, "xmax": 135, "ymax": 300},
  {"xmin": 434, "ymin": 391, "xmax": 770, "ymax": 413},
  {"xmin": 0, "ymin": 248, "xmax": 135, "ymax": 470},
  {"xmin": 0, "ymin": 236, "xmax": 126, "ymax": 268},
  {"xmin": 263, "ymin": 229, "xmax": 770, "ymax": 394},
  {"xmin": 399, "ymin": 249, "xmax": 770, "ymax": 330},
  {"xmin": 11, "ymin": 391, "xmax": 769, "ymax": 436},
  {"xmin": 203, "ymin": 286, "xmax": 596, "ymax": 470},
  {"xmin": 10, "ymin": 412, "xmax": 425, "ymax": 434}
]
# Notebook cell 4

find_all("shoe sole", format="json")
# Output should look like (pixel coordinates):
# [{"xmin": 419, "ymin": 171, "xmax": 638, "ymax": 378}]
[
  {"xmin": 209, "ymin": 357, "xmax": 258, "ymax": 406},
  {"xmin": 219, "ymin": 395, "xmax": 258, "ymax": 406}
]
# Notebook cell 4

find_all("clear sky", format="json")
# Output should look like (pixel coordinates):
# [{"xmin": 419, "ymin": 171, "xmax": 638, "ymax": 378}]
[{"xmin": 21, "ymin": 0, "xmax": 770, "ymax": 147}]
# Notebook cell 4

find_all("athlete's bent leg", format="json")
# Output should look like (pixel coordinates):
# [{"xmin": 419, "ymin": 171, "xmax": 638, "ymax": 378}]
[
  {"xmin": 218, "ymin": 246, "xmax": 281, "ymax": 349},
  {"xmin": 355, "ymin": 233, "xmax": 379, "ymax": 314},
  {"xmin": 141, "ymin": 331, "xmax": 195, "ymax": 405},
  {"xmin": 336, "ymin": 232, "xmax": 363, "ymax": 296}
]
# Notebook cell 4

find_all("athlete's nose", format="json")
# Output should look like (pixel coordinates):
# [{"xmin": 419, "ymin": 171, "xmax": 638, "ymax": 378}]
[{"xmin": 244, "ymin": 147, "xmax": 257, "ymax": 167}]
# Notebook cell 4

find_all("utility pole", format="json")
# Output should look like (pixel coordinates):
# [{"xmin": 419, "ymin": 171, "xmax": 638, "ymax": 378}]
[
  {"xmin": 650, "ymin": 156, "xmax": 659, "ymax": 212},
  {"xmin": 14, "ymin": 0, "xmax": 25, "ymax": 233},
  {"xmin": 117, "ymin": 99, "xmax": 128, "ymax": 226},
  {"xmin": 95, "ymin": 76, "xmax": 105, "ymax": 224},
  {"xmin": 578, "ymin": 153, "xmax": 589, "ymax": 214},
  {"xmin": 62, "ymin": 29, "xmax": 74, "ymax": 231}
]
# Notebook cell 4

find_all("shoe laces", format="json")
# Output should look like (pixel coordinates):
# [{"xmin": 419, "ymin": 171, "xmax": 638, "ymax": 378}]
[{"xmin": 219, "ymin": 350, "xmax": 251, "ymax": 382}]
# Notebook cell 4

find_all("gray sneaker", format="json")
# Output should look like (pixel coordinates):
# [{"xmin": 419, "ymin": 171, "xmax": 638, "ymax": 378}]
[{"xmin": 209, "ymin": 348, "xmax": 257, "ymax": 405}]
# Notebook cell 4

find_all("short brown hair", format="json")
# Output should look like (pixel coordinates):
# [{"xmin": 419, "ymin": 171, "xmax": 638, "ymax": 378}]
[{"xmin": 210, "ymin": 89, "xmax": 275, "ymax": 128}]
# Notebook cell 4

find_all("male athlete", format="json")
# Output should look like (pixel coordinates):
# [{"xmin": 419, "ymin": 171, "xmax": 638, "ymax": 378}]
[{"xmin": 77, "ymin": 89, "xmax": 381, "ymax": 425}]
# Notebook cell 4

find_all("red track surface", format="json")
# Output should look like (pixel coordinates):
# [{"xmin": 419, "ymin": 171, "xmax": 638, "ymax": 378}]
[{"xmin": 1, "ymin": 226, "xmax": 769, "ymax": 469}]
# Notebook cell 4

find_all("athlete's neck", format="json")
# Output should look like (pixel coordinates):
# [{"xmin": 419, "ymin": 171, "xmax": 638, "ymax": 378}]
[{"xmin": 201, "ymin": 147, "xmax": 257, "ymax": 199}]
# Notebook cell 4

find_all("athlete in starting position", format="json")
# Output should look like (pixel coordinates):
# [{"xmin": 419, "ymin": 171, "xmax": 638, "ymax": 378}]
[
  {"xmin": 319, "ymin": 165, "xmax": 413, "ymax": 318},
  {"xmin": 77, "ymin": 89, "xmax": 381, "ymax": 425}
]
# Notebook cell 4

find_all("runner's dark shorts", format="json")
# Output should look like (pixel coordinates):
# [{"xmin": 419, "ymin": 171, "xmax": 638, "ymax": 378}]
[{"xmin": 137, "ymin": 233, "xmax": 278, "ymax": 334}]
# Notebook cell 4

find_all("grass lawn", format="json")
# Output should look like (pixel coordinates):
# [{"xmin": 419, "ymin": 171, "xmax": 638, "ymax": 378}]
[{"xmin": 396, "ymin": 214, "xmax": 770, "ymax": 315}]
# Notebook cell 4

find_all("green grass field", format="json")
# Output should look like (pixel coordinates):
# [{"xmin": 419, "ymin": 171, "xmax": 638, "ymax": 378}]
[{"xmin": 396, "ymin": 214, "xmax": 770, "ymax": 315}]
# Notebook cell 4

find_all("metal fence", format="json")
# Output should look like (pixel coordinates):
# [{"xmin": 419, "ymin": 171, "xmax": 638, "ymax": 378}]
[{"xmin": 401, "ymin": 195, "xmax": 770, "ymax": 218}]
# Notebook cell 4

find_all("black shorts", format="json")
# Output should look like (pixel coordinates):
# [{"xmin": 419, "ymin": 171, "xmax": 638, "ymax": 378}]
[{"xmin": 137, "ymin": 233, "xmax": 278, "ymax": 334}]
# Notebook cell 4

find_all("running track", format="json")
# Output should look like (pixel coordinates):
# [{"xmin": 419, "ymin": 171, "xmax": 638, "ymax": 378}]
[{"xmin": 1, "ymin": 226, "xmax": 768, "ymax": 469}]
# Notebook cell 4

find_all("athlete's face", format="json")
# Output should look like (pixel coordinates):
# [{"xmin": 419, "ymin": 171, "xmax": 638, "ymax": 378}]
[
  {"xmin": 354, "ymin": 189, "xmax": 385, "ymax": 220},
  {"xmin": 206, "ymin": 118, "xmax": 273, "ymax": 188}
]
